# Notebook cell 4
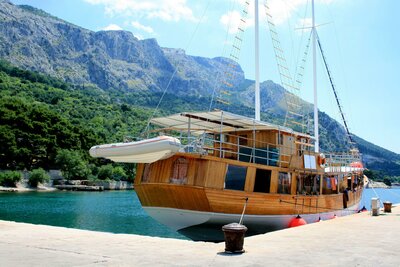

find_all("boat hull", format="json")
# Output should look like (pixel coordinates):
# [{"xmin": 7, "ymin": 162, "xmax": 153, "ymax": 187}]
[
  {"xmin": 136, "ymin": 182, "xmax": 364, "ymax": 241},
  {"xmin": 144, "ymin": 201, "xmax": 362, "ymax": 241}
]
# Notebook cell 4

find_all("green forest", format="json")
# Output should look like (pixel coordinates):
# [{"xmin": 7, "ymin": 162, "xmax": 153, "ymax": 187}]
[
  {"xmin": 0, "ymin": 60, "xmax": 399, "ymax": 184},
  {"xmin": 0, "ymin": 60, "xmax": 154, "ymax": 181}
]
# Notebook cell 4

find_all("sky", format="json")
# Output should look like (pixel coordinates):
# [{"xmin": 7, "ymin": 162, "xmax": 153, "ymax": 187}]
[{"xmin": 11, "ymin": 0, "xmax": 400, "ymax": 154}]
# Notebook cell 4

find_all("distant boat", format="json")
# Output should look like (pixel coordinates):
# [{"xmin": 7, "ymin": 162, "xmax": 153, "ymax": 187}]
[{"xmin": 90, "ymin": 0, "xmax": 364, "ymax": 241}]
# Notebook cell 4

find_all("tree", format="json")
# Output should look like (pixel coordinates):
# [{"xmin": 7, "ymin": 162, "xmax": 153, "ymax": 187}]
[
  {"xmin": 97, "ymin": 164, "xmax": 113, "ymax": 180},
  {"xmin": 55, "ymin": 149, "xmax": 90, "ymax": 180},
  {"xmin": 28, "ymin": 168, "xmax": 50, "ymax": 187},
  {"xmin": 112, "ymin": 166, "xmax": 127, "ymax": 181},
  {"xmin": 383, "ymin": 177, "xmax": 392, "ymax": 187},
  {"xmin": 0, "ymin": 171, "xmax": 21, "ymax": 187}
]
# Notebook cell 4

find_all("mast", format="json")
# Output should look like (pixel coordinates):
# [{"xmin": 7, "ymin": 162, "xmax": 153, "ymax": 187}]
[
  {"xmin": 255, "ymin": 0, "xmax": 260, "ymax": 121},
  {"xmin": 312, "ymin": 0, "xmax": 319, "ymax": 153}
]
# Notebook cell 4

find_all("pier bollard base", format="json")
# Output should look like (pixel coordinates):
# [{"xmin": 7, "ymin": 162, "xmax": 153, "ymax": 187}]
[
  {"xmin": 222, "ymin": 223, "xmax": 247, "ymax": 254},
  {"xmin": 384, "ymin": 202, "xmax": 392, "ymax": 213}
]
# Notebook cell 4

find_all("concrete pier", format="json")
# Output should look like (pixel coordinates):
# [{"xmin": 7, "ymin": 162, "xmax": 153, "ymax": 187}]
[{"xmin": 1, "ymin": 205, "xmax": 399, "ymax": 266}]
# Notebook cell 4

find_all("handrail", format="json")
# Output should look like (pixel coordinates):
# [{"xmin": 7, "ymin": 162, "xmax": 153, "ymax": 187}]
[
  {"xmin": 178, "ymin": 132, "xmax": 293, "ymax": 167},
  {"xmin": 146, "ymin": 128, "xmax": 360, "ymax": 170}
]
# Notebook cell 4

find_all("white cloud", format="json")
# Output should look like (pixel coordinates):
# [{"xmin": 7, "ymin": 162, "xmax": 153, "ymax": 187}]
[
  {"xmin": 102, "ymin": 24, "xmax": 123, "ymax": 31},
  {"xmin": 131, "ymin": 21, "xmax": 154, "ymax": 33},
  {"xmin": 219, "ymin": 0, "xmax": 337, "ymax": 34},
  {"xmin": 296, "ymin": 18, "xmax": 313, "ymax": 30},
  {"xmin": 84, "ymin": 0, "xmax": 196, "ymax": 22},
  {"xmin": 220, "ymin": 11, "xmax": 243, "ymax": 34},
  {"xmin": 135, "ymin": 34, "xmax": 144, "ymax": 40}
]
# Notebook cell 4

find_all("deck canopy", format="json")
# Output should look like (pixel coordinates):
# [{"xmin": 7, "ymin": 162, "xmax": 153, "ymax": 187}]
[{"xmin": 150, "ymin": 110, "xmax": 311, "ymax": 138}]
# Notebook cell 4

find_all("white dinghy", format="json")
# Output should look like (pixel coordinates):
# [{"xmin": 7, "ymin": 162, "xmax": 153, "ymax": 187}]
[{"xmin": 89, "ymin": 136, "xmax": 181, "ymax": 163}]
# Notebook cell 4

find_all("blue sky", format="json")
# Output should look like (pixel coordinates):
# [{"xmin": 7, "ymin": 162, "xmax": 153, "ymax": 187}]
[{"xmin": 11, "ymin": 0, "xmax": 400, "ymax": 154}]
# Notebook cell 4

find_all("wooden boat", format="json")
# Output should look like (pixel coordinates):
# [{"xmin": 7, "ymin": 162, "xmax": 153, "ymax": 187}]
[
  {"xmin": 133, "ymin": 111, "xmax": 364, "ymax": 240},
  {"xmin": 89, "ymin": 136, "xmax": 181, "ymax": 163},
  {"xmin": 90, "ymin": 0, "xmax": 364, "ymax": 241}
]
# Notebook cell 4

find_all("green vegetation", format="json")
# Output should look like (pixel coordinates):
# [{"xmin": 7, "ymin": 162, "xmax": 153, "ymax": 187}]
[
  {"xmin": 97, "ymin": 164, "xmax": 113, "ymax": 181},
  {"xmin": 0, "ymin": 60, "xmax": 153, "ymax": 180},
  {"xmin": 28, "ymin": 168, "xmax": 50, "ymax": 187},
  {"xmin": 55, "ymin": 149, "xmax": 90, "ymax": 180},
  {"xmin": 0, "ymin": 59, "xmax": 243, "ymax": 181},
  {"xmin": 0, "ymin": 59, "xmax": 399, "ymax": 183},
  {"xmin": 0, "ymin": 171, "xmax": 22, "ymax": 187},
  {"xmin": 97, "ymin": 164, "xmax": 129, "ymax": 181}
]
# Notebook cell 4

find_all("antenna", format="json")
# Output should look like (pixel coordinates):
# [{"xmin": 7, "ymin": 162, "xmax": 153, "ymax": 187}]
[{"xmin": 255, "ymin": 0, "xmax": 260, "ymax": 120}]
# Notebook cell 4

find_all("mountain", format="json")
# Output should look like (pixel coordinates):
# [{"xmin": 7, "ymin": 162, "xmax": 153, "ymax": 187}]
[
  {"xmin": 0, "ymin": 0, "xmax": 399, "ymax": 177},
  {"xmin": 0, "ymin": 0, "xmax": 244, "ymax": 97}
]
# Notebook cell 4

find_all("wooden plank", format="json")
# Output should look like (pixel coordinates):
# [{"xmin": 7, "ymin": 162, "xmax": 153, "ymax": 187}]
[
  {"xmin": 136, "ymin": 184, "xmax": 363, "ymax": 217},
  {"xmin": 290, "ymin": 172, "xmax": 297, "ymax": 195},
  {"xmin": 135, "ymin": 184, "xmax": 211, "ymax": 212},
  {"xmin": 135, "ymin": 163, "xmax": 144, "ymax": 185},
  {"xmin": 205, "ymin": 161, "xmax": 226, "ymax": 189},
  {"xmin": 194, "ymin": 159, "xmax": 208, "ymax": 186},
  {"xmin": 186, "ymin": 158, "xmax": 196, "ymax": 185},
  {"xmin": 244, "ymin": 167, "xmax": 256, "ymax": 192},
  {"xmin": 270, "ymin": 170, "xmax": 278, "ymax": 193}
]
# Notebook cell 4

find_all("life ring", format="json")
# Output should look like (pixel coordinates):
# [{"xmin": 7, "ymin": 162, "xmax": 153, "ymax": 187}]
[{"xmin": 318, "ymin": 153, "xmax": 326, "ymax": 167}]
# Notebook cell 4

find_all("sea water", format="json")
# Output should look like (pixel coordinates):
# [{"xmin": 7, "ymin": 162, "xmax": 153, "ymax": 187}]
[
  {"xmin": 361, "ymin": 187, "xmax": 400, "ymax": 209},
  {"xmin": 0, "ymin": 188, "xmax": 399, "ymax": 239},
  {"xmin": 0, "ymin": 190, "xmax": 186, "ymax": 239}
]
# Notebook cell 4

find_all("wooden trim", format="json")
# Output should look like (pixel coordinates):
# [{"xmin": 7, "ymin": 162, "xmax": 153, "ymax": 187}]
[
  {"xmin": 136, "ymin": 183, "xmax": 363, "ymax": 216},
  {"xmin": 135, "ymin": 163, "xmax": 145, "ymax": 185},
  {"xmin": 270, "ymin": 170, "xmax": 278, "ymax": 193},
  {"xmin": 244, "ymin": 167, "xmax": 256, "ymax": 192}
]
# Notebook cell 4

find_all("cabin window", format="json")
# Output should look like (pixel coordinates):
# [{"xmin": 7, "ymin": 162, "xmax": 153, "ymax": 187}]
[
  {"xmin": 254, "ymin": 169, "xmax": 271, "ymax": 193},
  {"xmin": 215, "ymin": 134, "xmax": 228, "ymax": 143},
  {"xmin": 278, "ymin": 133, "xmax": 284, "ymax": 145},
  {"xmin": 239, "ymin": 135, "xmax": 248, "ymax": 147},
  {"xmin": 297, "ymin": 174, "xmax": 320, "ymax": 195},
  {"xmin": 170, "ymin": 158, "xmax": 188, "ymax": 184},
  {"xmin": 278, "ymin": 172, "xmax": 291, "ymax": 194},
  {"xmin": 322, "ymin": 176, "xmax": 338, "ymax": 194},
  {"xmin": 224, "ymin": 165, "xmax": 247, "ymax": 191},
  {"xmin": 142, "ymin": 163, "xmax": 152, "ymax": 183}
]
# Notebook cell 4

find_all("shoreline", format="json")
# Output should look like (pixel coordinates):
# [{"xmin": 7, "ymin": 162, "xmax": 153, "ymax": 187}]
[
  {"xmin": 0, "ymin": 179, "xmax": 134, "ymax": 192},
  {"xmin": 0, "ymin": 185, "xmax": 57, "ymax": 193}
]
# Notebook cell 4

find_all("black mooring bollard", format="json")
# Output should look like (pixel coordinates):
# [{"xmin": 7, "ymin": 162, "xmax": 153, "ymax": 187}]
[
  {"xmin": 222, "ymin": 223, "xmax": 247, "ymax": 253},
  {"xmin": 383, "ymin": 201, "xmax": 392, "ymax": 213}
]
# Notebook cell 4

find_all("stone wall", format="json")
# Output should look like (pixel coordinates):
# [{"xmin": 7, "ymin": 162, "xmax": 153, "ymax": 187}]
[{"xmin": 92, "ymin": 181, "xmax": 134, "ymax": 190}]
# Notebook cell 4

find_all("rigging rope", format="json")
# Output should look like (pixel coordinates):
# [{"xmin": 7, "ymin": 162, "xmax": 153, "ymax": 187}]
[
  {"xmin": 264, "ymin": 0, "xmax": 306, "ymax": 132},
  {"xmin": 142, "ymin": 1, "xmax": 212, "ymax": 136},
  {"xmin": 209, "ymin": 0, "xmax": 237, "ymax": 112},
  {"xmin": 367, "ymin": 178, "xmax": 400, "ymax": 207},
  {"xmin": 209, "ymin": 0, "xmax": 251, "ymax": 110},
  {"xmin": 315, "ymin": 31, "xmax": 354, "ymax": 146}
]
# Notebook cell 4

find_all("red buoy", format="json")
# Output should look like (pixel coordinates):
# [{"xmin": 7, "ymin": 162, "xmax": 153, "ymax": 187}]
[
  {"xmin": 289, "ymin": 215, "xmax": 307, "ymax": 228},
  {"xmin": 360, "ymin": 206, "xmax": 367, "ymax": 212}
]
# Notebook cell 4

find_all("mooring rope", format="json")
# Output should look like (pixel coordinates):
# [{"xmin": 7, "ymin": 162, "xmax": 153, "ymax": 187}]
[{"xmin": 368, "ymin": 179, "xmax": 385, "ymax": 207}]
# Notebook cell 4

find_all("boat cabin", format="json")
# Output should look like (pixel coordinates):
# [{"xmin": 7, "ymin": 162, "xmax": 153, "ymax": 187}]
[{"xmin": 136, "ymin": 111, "xmax": 363, "ymax": 197}]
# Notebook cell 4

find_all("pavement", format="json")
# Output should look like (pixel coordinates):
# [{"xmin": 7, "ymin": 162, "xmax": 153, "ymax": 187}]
[{"xmin": 1, "ymin": 205, "xmax": 399, "ymax": 267}]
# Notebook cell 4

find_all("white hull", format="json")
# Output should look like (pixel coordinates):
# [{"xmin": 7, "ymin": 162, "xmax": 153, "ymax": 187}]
[
  {"xmin": 89, "ymin": 136, "xmax": 181, "ymax": 163},
  {"xmin": 144, "ymin": 201, "xmax": 362, "ymax": 241}
]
